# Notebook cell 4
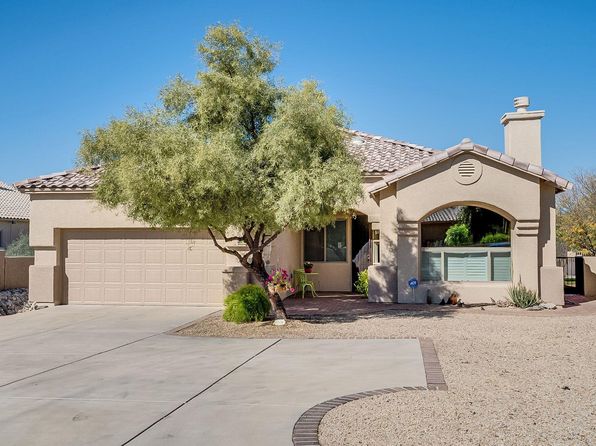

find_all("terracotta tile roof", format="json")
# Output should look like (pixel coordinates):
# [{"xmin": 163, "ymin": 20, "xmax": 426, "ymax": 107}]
[
  {"xmin": 423, "ymin": 206, "xmax": 461, "ymax": 223},
  {"xmin": 15, "ymin": 166, "xmax": 103, "ymax": 192},
  {"xmin": 15, "ymin": 130, "xmax": 437, "ymax": 191},
  {"xmin": 367, "ymin": 138, "xmax": 573, "ymax": 194},
  {"xmin": 0, "ymin": 181, "xmax": 30, "ymax": 220},
  {"xmin": 346, "ymin": 129, "xmax": 436, "ymax": 174}
]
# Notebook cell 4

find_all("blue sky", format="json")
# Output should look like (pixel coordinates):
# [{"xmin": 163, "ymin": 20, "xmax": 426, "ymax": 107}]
[{"xmin": 1, "ymin": 0, "xmax": 594, "ymax": 184}]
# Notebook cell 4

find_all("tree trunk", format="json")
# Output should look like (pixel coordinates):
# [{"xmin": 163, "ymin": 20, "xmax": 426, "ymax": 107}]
[{"xmin": 253, "ymin": 261, "xmax": 288, "ymax": 321}]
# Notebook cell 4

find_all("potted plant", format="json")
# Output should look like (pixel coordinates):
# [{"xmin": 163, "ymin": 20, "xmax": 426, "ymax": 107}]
[
  {"xmin": 303, "ymin": 262, "xmax": 313, "ymax": 273},
  {"xmin": 265, "ymin": 268, "xmax": 295, "ymax": 295}
]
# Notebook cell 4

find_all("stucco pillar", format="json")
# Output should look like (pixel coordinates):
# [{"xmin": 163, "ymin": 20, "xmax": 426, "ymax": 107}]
[
  {"xmin": 29, "ymin": 248, "xmax": 59, "ymax": 304},
  {"xmin": 368, "ymin": 186, "xmax": 398, "ymax": 302},
  {"xmin": 396, "ymin": 221, "xmax": 421, "ymax": 303},
  {"xmin": 511, "ymin": 219, "xmax": 540, "ymax": 292}
]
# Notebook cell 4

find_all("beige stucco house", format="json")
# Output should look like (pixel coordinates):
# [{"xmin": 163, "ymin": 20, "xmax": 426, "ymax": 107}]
[{"xmin": 17, "ymin": 97, "xmax": 571, "ymax": 307}]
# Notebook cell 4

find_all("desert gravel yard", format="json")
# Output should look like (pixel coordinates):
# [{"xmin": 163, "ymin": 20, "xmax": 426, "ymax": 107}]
[{"xmin": 180, "ymin": 302, "xmax": 596, "ymax": 445}]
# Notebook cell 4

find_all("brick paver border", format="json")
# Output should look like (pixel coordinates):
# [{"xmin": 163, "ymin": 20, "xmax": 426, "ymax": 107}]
[{"xmin": 292, "ymin": 338, "xmax": 446, "ymax": 446}]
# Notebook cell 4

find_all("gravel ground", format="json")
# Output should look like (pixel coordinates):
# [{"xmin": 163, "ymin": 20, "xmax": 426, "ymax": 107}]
[
  {"xmin": 318, "ymin": 311, "xmax": 596, "ymax": 446},
  {"xmin": 179, "ymin": 305, "xmax": 596, "ymax": 445}
]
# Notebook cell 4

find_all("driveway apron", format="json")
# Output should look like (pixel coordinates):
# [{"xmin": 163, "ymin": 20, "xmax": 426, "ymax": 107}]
[{"xmin": 0, "ymin": 307, "xmax": 426, "ymax": 445}]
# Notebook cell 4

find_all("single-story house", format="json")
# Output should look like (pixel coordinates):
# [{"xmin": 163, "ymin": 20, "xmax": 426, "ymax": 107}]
[
  {"xmin": 0, "ymin": 181, "xmax": 29, "ymax": 248},
  {"xmin": 17, "ymin": 97, "xmax": 570, "ymax": 306}
]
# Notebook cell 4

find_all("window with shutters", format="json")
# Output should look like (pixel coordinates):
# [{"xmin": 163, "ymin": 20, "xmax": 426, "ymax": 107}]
[{"xmin": 421, "ymin": 248, "xmax": 511, "ymax": 282}]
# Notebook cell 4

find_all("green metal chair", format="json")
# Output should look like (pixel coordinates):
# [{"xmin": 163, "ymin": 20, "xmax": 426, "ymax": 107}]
[{"xmin": 294, "ymin": 269, "xmax": 317, "ymax": 299}]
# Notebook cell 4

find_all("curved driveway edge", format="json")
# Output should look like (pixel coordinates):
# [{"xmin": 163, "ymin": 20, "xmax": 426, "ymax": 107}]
[{"xmin": 292, "ymin": 338, "xmax": 446, "ymax": 446}]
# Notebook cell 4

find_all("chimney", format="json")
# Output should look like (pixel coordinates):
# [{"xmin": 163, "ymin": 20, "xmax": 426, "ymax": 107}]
[{"xmin": 500, "ymin": 96, "xmax": 544, "ymax": 165}]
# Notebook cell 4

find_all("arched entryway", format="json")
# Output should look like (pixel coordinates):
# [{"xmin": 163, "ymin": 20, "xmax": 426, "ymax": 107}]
[{"xmin": 420, "ymin": 204, "xmax": 513, "ymax": 288}]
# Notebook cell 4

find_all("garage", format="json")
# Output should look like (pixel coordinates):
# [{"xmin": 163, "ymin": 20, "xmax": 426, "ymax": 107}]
[{"xmin": 62, "ymin": 229, "xmax": 226, "ymax": 305}]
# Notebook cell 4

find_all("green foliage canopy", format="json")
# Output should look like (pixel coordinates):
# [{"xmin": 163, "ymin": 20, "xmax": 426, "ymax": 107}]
[
  {"xmin": 557, "ymin": 170, "xmax": 596, "ymax": 255},
  {"xmin": 444, "ymin": 223, "xmax": 472, "ymax": 247},
  {"xmin": 78, "ymin": 24, "xmax": 363, "ymax": 283},
  {"xmin": 6, "ymin": 233, "xmax": 33, "ymax": 257}
]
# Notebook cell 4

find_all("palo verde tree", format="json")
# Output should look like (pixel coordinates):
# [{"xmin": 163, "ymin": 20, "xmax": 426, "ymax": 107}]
[{"xmin": 78, "ymin": 24, "xmax": 363, "ymax": 319}]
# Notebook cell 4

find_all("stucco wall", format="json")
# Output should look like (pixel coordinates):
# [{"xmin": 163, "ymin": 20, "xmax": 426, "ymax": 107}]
[
  {"xmin": 0, "ymin": 220, "xmax": 29, "ymax": 249},
  {"xmin": 27, "ymin": 191, "xmax": 374, "ymax": 301},
  {"xmin": 369, "ymin": 152, "xmax": 562, "ymax": 305},
  {"xmin": 584, "ymin": 257, "xmax": 596, "ymax": 298},
  {"xmin": 0, "ymin": 250, "xmax": 34, "ymax": 290}
]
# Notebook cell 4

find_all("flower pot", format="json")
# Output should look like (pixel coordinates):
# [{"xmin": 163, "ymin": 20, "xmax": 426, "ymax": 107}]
[{"xmin": 304, "ymin": 268, "xmax": 313, "ymax": 273}]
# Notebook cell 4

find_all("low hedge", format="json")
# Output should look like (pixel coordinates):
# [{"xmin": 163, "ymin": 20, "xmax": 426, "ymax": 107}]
[{"xmin": 223, "ymin": 284, "xmax": 272, "ymax": 323}]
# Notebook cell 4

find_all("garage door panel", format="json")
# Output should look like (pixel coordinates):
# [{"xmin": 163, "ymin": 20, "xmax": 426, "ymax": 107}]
[
  {"xmin": 187, "ymin": 246, "xmax": 208, "ymax": 263},
  {"xmin": 104, "ymin": 248, "xmax": 123, "ymax": 263},
  {"xmin": 186, "ymin": 267, "xmax": 205, "ymax": 284},
  {"xmin": 124, "ymin": 287, "xmax": 143, "ymax": 304},
  {"xmin": 144, "ymin": 287, "xmax": 164, "ymax": 304},
  {"xmin": 145, "ymin": 269, "xmax": 164, "ymax": 283},
  {"xmin": 124, "ymin": 268, "xmax": 143, "ymax": 283},
  {"xmin": 165, "ymin": 287, "xmax": 185, "ymax": 304},
  {"xmin": 83, "ymin": 286, "xmax": 102, "ymax": 303},
  {"xmin": 166, "ymin": 249, "xmax": 185, "ymax": 264},
  {"xmin": 125, "ymin": 249, "xmax": 143, "ymax": 263},
  {"xmin": 165, "ymin": 268, "xmax": 184, "ymax": 283},
  {"xmin": 84, "ymin": 267, "xmax": 103, "ymax": 283},
  {"xmin": 104, "ymin": 268, "xmax": 122, "ymax": 283},
  {"xmin": 105, "ymin": 287, "xmax": 123, "ymax": 303},
  {"xmin": 64, "ymin": 230, "xmax": 225, "ymax": 305},
  {"xmin": 145, "ymin": 249, "xmax": 164, "ymax": 265}
]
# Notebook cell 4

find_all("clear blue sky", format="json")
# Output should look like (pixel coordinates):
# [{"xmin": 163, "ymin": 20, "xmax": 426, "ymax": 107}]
[{"xmin": 1, "ymin": 0, "xmax": 594, "ymax": 184}]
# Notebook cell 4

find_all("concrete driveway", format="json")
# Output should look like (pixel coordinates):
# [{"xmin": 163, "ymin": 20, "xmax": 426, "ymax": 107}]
[{"xmin": 0, "ymin": 306, "xmax": 426, "ymax": 445}]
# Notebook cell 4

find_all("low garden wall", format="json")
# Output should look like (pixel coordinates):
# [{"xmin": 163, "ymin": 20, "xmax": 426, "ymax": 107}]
[
  {"xmin": 0, "ymin": 250, "xmax": 34, "ymax": 290},
  {"xmin": 584, "ymin": 257, "xmax": 596, "ymax": 297}
]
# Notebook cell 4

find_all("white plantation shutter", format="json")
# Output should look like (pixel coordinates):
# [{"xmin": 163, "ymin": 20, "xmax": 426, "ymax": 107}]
[
  {"xmin": 421, "ymin": 251, "xmax": 442, "ymax": 281},
  {"xmin": 445, "ymin": 252, "xmax": 488, "ymax": 281},
  {"xmin": 491, "ymin": 252, "xmax": 512, "ymax": 281}
]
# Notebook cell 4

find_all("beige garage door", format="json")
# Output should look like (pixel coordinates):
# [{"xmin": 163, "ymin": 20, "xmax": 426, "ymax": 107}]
[{"xmin": 63, "ymin": 230, "xmax": 226, "ymax": 305}]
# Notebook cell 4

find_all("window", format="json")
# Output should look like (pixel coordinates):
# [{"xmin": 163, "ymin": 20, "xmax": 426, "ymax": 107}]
[
  {"xmin": 421, "ymin": 248, "xmax": 511, "ymax": 282},
  {"xmin": 304, "ymin": 229, "xmax": 324, "ymax": 261},
  {"xmin": 371, "ymin": 229, "xmax": 380, "ymax": 264},
  {"xmin": 304, "ymin": 220, "xmax": 347, "ymax": 262}
]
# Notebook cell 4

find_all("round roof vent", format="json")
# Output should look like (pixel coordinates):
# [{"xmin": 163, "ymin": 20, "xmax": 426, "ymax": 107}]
[{"xmin": 451, "ymin": 158, "xmax": 482, "ymax": 185}]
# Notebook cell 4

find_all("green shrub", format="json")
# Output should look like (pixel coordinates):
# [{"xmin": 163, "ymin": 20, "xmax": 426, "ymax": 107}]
[
  {"xmin": 223, "ymin": 284, "xmax": 271, "ymax": 323},
  {"xmin": 6, "ymin": 233, "xmax": 33, "ymax": 256},
  {"xmin": 507, "ymin": 280, "xmax": 541, "ymax": 308},
  {"xmin": 444, "ymin": 224, "xmax": 472, "ymax": 247},
  {"xmin": 354, "ymin": 269, "xmax": 368, "ymax": 297},
  {"xmin": 479, "ymin": 232, "xmax": 510, "ymax": 244}
]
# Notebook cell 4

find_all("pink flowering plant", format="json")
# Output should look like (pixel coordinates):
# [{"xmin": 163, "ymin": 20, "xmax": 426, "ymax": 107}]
[{"xmin": 265, "ymin": 268, "xmax": 295, "ymax": 294}]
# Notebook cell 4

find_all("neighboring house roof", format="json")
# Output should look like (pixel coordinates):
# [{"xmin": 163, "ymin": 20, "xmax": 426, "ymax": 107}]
[
  {"xmin": 346, "ymin": 129, "xmax": 436, "ymax": 175},
  {"xmin": 423, "ymin": 206, "xmax": 461, "ymax": 223},
  {"xmin": 15, "ymin": 166, "xmax": 103, "ymax": 192},
  {"xmin": 0, "ymin": 181, "xmax": 30, "ymax": 220},
  {"xmin": 367, "ymin": 138, "xmax": 572, "ymax": 194}
]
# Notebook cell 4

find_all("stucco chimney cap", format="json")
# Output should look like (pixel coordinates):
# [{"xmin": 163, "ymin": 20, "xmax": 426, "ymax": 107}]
[{"xmin": 513, "ymin": 96, "xmax": 530, "ymax": 112}]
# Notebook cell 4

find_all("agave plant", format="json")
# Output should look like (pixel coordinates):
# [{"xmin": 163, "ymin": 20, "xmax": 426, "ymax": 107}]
[{"xmin": 507, "ymin": 280, "xmax": 541, "ymax": 308}]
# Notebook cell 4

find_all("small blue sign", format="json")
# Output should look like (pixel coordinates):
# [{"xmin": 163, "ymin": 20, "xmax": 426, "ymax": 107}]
[{"xmin": 408, "ymin": 277, "xmax": 419, "ymax": 289}]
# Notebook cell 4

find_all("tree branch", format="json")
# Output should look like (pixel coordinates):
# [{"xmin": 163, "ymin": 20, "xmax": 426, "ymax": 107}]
[
  {"xmin": 207, "ymin": 227, "xmax": 250, "ymax": 267},
  {"xmin": 240, "ymin": 230, "xmax": 281, "ymax": 262}
]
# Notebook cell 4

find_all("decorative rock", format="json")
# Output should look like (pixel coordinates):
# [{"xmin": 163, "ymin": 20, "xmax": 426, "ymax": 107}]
[
  {"xmin": 273, "ymin": 318, "xmax": 286, "ymax": 326},
  {"xmin": 0, "ymin": 289, "xmax": 44, "ymax": 316},
  {"xmin": 527, "ymin": 302, "xmax": 557, "ymax": 311}
]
